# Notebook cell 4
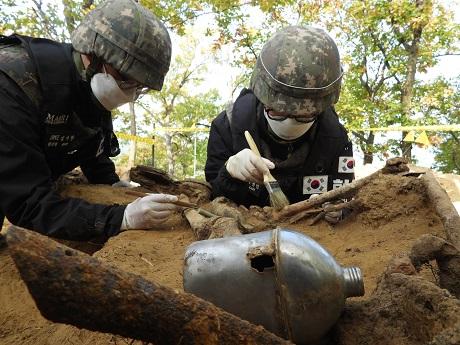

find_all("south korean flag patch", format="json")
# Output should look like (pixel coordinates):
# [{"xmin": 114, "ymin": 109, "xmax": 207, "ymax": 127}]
[
  {"xmin": 303, "ymin": 175, "xmax": 328, "ymax": 194},
  {"xmin": 338, "ymin": 156, "xmax": 354, "ymax": 173}
]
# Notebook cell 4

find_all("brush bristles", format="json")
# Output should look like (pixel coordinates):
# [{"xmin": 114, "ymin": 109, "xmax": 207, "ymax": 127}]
[
  {"xmin": 269, "ymin": 189, "xmax": 290, "ymax": 210},
  {"xmin": 264, "ymin": 179, "xmax": 290, "ymax": 210}
]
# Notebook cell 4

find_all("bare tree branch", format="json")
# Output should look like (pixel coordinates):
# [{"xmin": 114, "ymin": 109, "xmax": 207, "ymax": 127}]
[
  {"xmin": 352, "ymin": 130, "xmax": 367, "ymax": 142},
  {"xmin": 370, "ymin": 31, "xmax": 401, "ymax": 84},
  {"xmin": 162, "ymin": 1, "xmax": 253, "ymax": 32},
  {"xmin": 32, "ymin": 0, "xmax": 60, "ymax": 39}
]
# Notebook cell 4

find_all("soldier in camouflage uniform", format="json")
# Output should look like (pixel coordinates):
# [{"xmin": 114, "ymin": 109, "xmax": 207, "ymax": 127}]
[
  {"xmin": 0, "ymin": 0, "xmax": 179, "ymax": 239},
  {"xmin": 205, "ymin": 26, "xmax": 355, "ymax": 223}
]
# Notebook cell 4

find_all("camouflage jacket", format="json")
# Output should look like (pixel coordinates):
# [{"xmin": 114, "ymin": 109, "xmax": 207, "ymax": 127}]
[
  {"xmin": 0, "ymin": 34, "xmax": 125, "ymax": 239},
  {"xmin": 205, "ymin": 89, "xmax": 354, "ymax": 207}
]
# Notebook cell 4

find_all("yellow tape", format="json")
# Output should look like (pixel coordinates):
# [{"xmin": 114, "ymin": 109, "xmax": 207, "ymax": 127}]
[
  {"xmin": 154, "ymin": 124, "xmax": 460, "ymax": 133},
  {"xmin": 153, "ymin": 127, "xmax": 210, "ymax": 133},
  {"xmin": 116, "ymin": 124, "xmax": 459, "ymax": 143},
  {"xmin": 349, "ymin": 124, "xmax": 460, "ymax": 132},
  {"xmin": 115, "ymin": 132, "xmax": 155, "ymax": 145}
]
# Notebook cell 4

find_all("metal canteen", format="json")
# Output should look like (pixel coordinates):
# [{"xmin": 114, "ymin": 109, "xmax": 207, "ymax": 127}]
[{"xmin": 183, "ymin": 228, "xmax": 364, "ymax": 344}]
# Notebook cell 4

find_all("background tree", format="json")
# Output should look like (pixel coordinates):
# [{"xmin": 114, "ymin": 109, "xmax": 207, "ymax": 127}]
[
  {"xmin": 1, "ymin": 0, "xmax": 459, "ymax": 174},
  {"xmin": 115, "ymin": 30, "xmax": 222, "ymax": 177},
  {"xmin": 331, "ymin": 0, "xmax": 459, "ymax": 163},
  {"xmin": 1, "ymin": 0, "xmax": 68, "ymax": 40},
  {"xmin": 421, "ymin": 77, "xmax": 460, "ymax": 173}
]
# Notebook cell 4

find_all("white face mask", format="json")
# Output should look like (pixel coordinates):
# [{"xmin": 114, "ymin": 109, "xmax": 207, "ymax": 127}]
[
  {"xmin": 264, "ymin": 111, "xmax": 315, "ymax": 141},
  {"xmin": 90, "ymin": 71, "xmax": 137, "ymax": 111}
]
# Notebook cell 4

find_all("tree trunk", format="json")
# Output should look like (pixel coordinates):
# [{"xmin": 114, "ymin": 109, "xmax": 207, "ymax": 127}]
[
  {"xmin": 165, "ymin": 133, "xmax": 174, "ymax": 176},
  {"xmin": 401, "ymin": 132, "xmax": 413, "ymax": 161},
  {"xmin": 399, "ymin": 0, "xmax": 426, "ymax": 161},
  {"xmin": 363, "ymin": 152, "xmax": 373, "ymax": 164},
  {"xmin": 128, "ymin": 102, "xmax": 137, "ymax": 168},
  {"xmin": 61, "ymin": 0, "xmax": 76, "ymax": 34},
  {"xmin": 162, "ymin": 110, "xmax": 175, "ymax": 176},
  {"xmin": 363, "ymin": 132, "xmax": 375, "ymax": 164}
]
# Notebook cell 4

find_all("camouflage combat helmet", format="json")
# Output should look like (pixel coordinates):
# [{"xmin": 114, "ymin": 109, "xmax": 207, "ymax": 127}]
[
  {"xmin": 71, "ymin": 0, "xmax": 171, "ymax": 91},
  {"xmin": 250, "ymin": 26, "xmax": 343, "ymax": 116}
]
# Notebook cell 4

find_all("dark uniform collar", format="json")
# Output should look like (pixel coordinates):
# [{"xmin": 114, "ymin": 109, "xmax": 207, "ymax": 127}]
[{"xmin": 72, "ymin": 50, "xmax": 87, "ymax": 81}]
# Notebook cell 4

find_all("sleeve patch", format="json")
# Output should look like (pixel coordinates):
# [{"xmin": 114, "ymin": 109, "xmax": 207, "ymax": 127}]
[{"xmin": 338, "ymin": 156, "xmax": 354, "ymax": 173}]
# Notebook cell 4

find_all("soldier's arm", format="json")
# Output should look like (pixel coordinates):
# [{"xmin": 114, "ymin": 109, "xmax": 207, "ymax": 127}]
[
  {"xmin": 205, "ymin": 114, "xmax": 263, "ymax": 207},
  {"xmin": 0, "ymin": 73, "xmax": 125, "ymax": 240},
  {"xmin": 80, "ymin": 154, "xmax": 120, "ymax": 185}
]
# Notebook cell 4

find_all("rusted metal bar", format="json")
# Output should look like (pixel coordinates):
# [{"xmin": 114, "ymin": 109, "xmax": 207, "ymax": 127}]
[{"xmin": 5, "ymin": 226, "xmax": 292, "ymax": 345}]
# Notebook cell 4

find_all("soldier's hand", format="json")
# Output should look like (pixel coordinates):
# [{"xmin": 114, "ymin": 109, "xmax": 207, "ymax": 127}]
[
  {"xmin": 121, "ymin": 194, "xmax": 178, "ymax": 230},
  {"xmin": 226, "ymin": 149, "xmax": 275, "ymax": 184}
]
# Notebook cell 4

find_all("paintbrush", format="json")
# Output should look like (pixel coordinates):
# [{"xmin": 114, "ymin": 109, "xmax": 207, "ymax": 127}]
[{"xmin": 244, "ymin": 130, "xmax": 290, "ymax": 210}]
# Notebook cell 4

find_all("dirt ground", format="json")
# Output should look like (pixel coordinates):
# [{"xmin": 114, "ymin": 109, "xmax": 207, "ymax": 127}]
[{"xmin": 1, "ymin": 171, "xmax": 459, "ymax": 345}]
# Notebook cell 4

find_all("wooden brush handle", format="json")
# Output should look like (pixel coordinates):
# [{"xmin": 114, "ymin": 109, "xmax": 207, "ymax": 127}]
[
  {"xmin": 244, "ymin": 130, "xmax": 276, "ymax": 181},
  {"xmin": 244, "ymin": 131, "xmax": 262, "ymax": 157},
  {"xmin": 172, "ymin": 200, "xmax": 198, "ymax": 208},
  {"xmin": 124, "ymin": 190, "xmax": 197, "ymax": 208}
]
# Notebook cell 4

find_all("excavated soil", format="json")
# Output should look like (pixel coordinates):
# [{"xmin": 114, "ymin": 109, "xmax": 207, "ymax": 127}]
[{"xmin": 1, "ymin": 173, "xmax": 459, "ymax": 345}]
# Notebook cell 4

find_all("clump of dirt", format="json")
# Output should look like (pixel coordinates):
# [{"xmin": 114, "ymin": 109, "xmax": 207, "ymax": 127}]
[
  {"xmin": 0, "ymin": 172, "xmax": 458, "ymax": 345},
  {"xmin": 354, "ymin": 174, "xmax": 432, "ymax": 226},
  {"xmin": 336, "ymin": 256, "xmax": 460, "ymax": 345}
]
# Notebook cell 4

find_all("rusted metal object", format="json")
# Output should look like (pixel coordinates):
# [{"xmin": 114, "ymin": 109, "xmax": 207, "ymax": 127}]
[{"xmin": 4, "ymin": 226, "xmax": 292, "ymax": 345}]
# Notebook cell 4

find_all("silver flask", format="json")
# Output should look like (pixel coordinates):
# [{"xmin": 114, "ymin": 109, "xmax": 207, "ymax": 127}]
[{"xmin": 183, "ymin": 228, "xmax": 364, "ymax": 344}]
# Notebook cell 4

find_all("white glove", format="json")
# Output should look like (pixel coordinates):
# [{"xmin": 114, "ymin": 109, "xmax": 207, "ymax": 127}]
[
  {"xmin": 112, "ymin": 180, "xmax": 132, "ymax": 188},
  {"xmin": 226, "ymin": 148, "xmax": 275, "ymax": 184},
  {"xmin": 322, "ymin": 201, "xmax": 343, "ymax": 224},
  {"xmin": 121, "ymin": 194, "xmax": 178, "ymax": 230}
]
